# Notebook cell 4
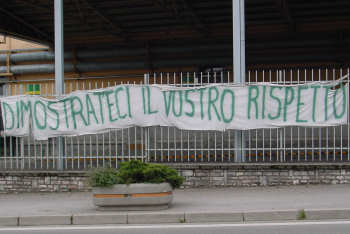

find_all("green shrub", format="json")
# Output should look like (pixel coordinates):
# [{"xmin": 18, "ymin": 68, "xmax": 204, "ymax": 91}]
[
  {"xmin": 116, "ymin": 160, "xmax": 148, "ymax": 184},
  {"xmin": 88, "ymin": 167, "xmax": 119, "ymax": 187},
  {"xmin": 297, "ymin": 209, "xmax": 306, "ymax": 220},
  {"xmin": 88, "ymin": 160, "xmax": 184, "ymax": 189},
  {"xmin": 142, "ymin": 163, "xmax": 183, "ymax": 188}
]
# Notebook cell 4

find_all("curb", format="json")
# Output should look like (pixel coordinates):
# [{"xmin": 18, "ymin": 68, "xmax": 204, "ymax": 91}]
[
  {"xmin": 19, "ymin": 215, "xmax": 71, "ymax": 226},
  {"xmin": 185, "ymin": 212, "xmax": 243, "ymax": 223},
  {"xmin": 1, "ymin": 209, "xmax": 350, "ymax": 226}
]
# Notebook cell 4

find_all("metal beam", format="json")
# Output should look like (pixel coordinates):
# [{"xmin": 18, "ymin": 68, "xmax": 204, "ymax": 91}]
[
  {"xmin": 152, "ymin": 0, "xmax": 183, "ymax": 21},
  {"xmin": 81, "ymin": 0, "xmax": 128, "ymax": 41},
  {"xmin": 0, "ymin": 7, "xmax": 51, "ymax": 41},
  {"xmin": 15, "ymin": 0, "xmax": 48, "ymax": 12},
  {"xmin": 275, "ymin": 0, "xmax": 295, "ymax": 31},
  {"xmin": 54, "ymin": 0, "xmax": 64, "ymax": 170},
  {"xmin": 233, "ymin": 0, "xmax": 246, "ymax": 162},
  {"xmin": 153, "ymin": 0, "xmax": 208, "ymax": 36},
  {"xmin": 73, "ymin": 0, "xmax": 87, "ymax": 25},
  {"xmin": 181, "ymin": 0, "xmax": 209, "ymax": 35}
]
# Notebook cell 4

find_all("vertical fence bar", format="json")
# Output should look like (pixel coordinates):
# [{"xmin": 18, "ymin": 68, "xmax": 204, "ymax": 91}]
[
  {"xmin": 10, "ymin": 87, "xmax": 16, "ymax": 169},
  {"xmin": 255, "ymin": 71, "xmax": 258, "ymax": 161},
  {"xmin": 326, "ymin": 68, "xmax": 329, "ymax": 161},
  {"xmin": 333, "ymin": 69, "xmax": 336, "ymax": 161},
  {"xmin": 167, "ymin": 73, "xmax": 170, "ymax": 162},
  {"xmin": 214, "ymin": 72, "xmax": 217, "ymax": 162},
  {"xmin": 303, "ymin": 69, "xmax": 307, "ymax": 161},
  {"xmin": 269, "ymin": 70, "xmax": 273, "ymax": 162},
  {"xmin": 297, "ymin": 69, "xmax": 300, "ymax": 161},
  {"xmin": 82, "ymin": 82, "xmax": 86, "ymax": 169},
  {"xmin": 289, "ymin": 70, "xmax": 293, "ymax": 162},
  {"xmin": 71, "ymin": 86, "xmax": 74, "ymax": 169},
  {"xmin": 262, "ymin": 70, "xmax": 265, "ymax": 162},
  {"xmin": 153, "ymin": 74, "xmax": 157, "ymax": 162},
  {"xmin": 101, "ymin": 82, "xmax": 106, "ymax": 167},
  {"xmin": 95, "ymin": 82, "xmax": 99, "ymax": 167},
  {"xmin": 20, "ymin": 85, "xmax": 25, "ymax": 169},
  {"xmin": 281, "ymin": 70, "xmax": 285, "ymax": 162},
  {"xmin": 348, "ymin": 67, "xmax": 350, "ymax": 161},
  {"xmin": 319, "ymin": 69, "xmax": 322, "ymax": 161},
  {"xmin": 187, "ymin": 72, "xmax": 190, "ymax": 162},
  {"xmin": 127, "ymin": 81, "xmax": 131, "ymax": 162},
  {"xmin": 200, "ymin": 72, "xmax": 204, "ymax": 162},
  {"xmin": 180, "ymin": 72, "xmax": 183, "ymax": 162},
  {"xmin": 160, "ymin": 74, "xmax": 164, "ymax": 162},
  {"xmin": 248, "ymin": 70, "xmax": 251, "ymax": 162},
  {"xmin": 311, "ymin": 69, "xmax": 314, "ymax": 161},
  {"xmin": 340, "ymin": 68, "xmax": 343, "ymax": 161},
  {"xmin": 121, "ymin": 82, "xmax": 124, "ymax": 163},
  {"xmin": 227, "ymin": 71, "xmax": 232, "ymax": 162}
]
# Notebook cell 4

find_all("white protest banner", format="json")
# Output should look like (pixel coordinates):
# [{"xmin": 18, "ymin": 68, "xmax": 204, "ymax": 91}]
[{"xmin": 0, "ymin": 78, "xmax": 348, "ymax": 140}]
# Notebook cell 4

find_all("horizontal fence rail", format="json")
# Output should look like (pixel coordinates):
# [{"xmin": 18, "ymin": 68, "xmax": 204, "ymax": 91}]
[{"xmin": 0, "ymin": 68, "xmax": 349, "ymax": 170}]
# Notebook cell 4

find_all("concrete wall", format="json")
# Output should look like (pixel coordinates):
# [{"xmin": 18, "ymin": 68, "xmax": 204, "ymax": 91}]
[{"xmin": 1, "ymin": 164, "xmax": 350, "ymax": 193}]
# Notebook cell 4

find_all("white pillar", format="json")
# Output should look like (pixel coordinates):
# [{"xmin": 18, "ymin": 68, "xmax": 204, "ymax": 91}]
[
  {"xmin": 233, "ymin": 0, "xmax": 246, "ymax": 162},
  {"xmin": 54, "ymin": 0, "xmax": 64, "ymax": 170}
]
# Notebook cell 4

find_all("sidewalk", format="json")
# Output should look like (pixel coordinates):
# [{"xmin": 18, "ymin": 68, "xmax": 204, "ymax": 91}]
[{"xmin": 1, "ymin": 184, "xmax": 350, "ymax": 226}]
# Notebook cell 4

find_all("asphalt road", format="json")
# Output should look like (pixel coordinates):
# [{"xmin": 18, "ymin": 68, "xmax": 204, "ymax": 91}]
[{"xmin": 1, "ymin": 221, "xmax": 350, "ymax": 234}]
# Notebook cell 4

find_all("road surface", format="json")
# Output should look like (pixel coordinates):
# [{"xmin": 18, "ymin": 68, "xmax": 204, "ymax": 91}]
[{"xmin": 1, "ymin": 221, "xmax": 350, "ymax": 234}]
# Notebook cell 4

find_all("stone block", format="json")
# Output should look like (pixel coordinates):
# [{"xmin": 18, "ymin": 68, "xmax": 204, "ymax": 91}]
[
  {"xmin": 195, "ymin": 180, "xmax": 209, "ymax": 186},
  {"xmin": 211, "ymin": 181, "xmax": 225, "ymax": 186},
  {"xmin": 44, "ymin": 177, "xmax": 51, "ymax": 184},
  {"xmin": 185, "ymin": 212, "xmax": 243, "ymax": 223},
  {"xmin": 181, "ymin": 170, "xmax": 194, "ymax": 177},
  {"xmin": 210, "ymin": 170, "xmax": 224, "ymax": 177},
  {"xmin": 0, "ymin": 216, "xmax": 18, "ymax": 226},
  {"xmin": 211, "ymin": 176, "xmax": 224, "ymax": 181},
  {"xmin": 306, "ymin": 209, "xmax": 350, "ymax": 220},
  {"xmin": 73, "ymin": 214, "xmax": 127, "ymax": 225},
  {"xmin": 244, "ymin": 211, "xmax": 297, "ymax": 222},
  {"xmin": 195, "ymin": 170, "xmax": 209, "ymax": 177},
  {"xmin": 19, "ymin": 215, "xmax": 71, "ymax": 226},
  {"xmin": 227, "ymin": 171, "xmax": 236, "ymax": 176},
  {"xmin": 127, "ymin": 213, "xmax": 184, "ymax": 224},
  {"xmin": 293, "ymin": 180, "xmax": 300, "ymax": 185}
]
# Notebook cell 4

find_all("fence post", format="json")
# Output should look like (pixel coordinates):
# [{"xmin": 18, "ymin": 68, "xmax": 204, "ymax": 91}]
[
  {"xmin": 143, "ymin": 74, "xmax": 150, "ymax": 162},
  {"xmin": 54, "ymin": 0, "xmax": 65, "ymax": 170},
  {"xmin": 233, "ymin": 0, "xmax": 246, "ymax": 162}
]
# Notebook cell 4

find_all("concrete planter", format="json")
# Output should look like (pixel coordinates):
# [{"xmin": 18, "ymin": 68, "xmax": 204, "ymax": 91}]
[{"xmin": 92, "ymin": 183, "xmax": 173, "ymax": 211}]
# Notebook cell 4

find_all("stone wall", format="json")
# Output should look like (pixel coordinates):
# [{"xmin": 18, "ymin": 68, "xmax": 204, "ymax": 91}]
[
  {"xmin": 1, "ymin": 163, "xmax": 350, "ymax": 193},
  {"xmin": 0, "ymin": 172, "xmax": 89, "ymax": 193},
  {"xmin": 172, "ymin": 163, "xmax": 350, "ymax": 188}
]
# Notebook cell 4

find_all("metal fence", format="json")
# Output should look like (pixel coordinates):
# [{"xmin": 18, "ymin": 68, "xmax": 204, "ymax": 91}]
[{"xmin": 0, "ymin": 68, "xmax": 349, "ymax": 170}]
